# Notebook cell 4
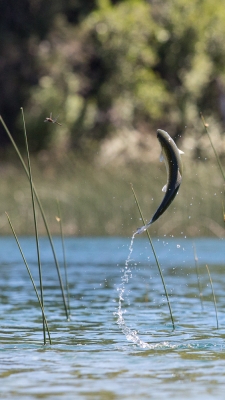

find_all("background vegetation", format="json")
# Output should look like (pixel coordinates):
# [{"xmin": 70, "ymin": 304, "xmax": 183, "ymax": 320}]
[{"xmin": 1, "ymin": 0, "xmax": 225, "ymax": 236}]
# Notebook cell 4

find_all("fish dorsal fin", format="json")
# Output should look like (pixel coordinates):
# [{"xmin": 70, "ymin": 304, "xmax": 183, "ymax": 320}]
[{"xmin": 162, "ymin": 184, "xmax": 167, "ymax": 192}]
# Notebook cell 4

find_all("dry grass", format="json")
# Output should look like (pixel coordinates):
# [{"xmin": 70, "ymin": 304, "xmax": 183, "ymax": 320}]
[{"xmin": 0, "ymin": 152, "xmax": 224, "ymax": 237}]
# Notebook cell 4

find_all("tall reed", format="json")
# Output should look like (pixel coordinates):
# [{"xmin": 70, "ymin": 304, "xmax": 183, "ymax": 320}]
[
  {"xmin": 200, "ymin": 113, "xmax": 225, "ymax": 183},
  {"xmin": 222, "ymin": 201, "xmax": 225, "ymax": 223},
  {"xmin": 193, "ymin": 243, "xmax": 203, "ymax": 310},
  {"xmin": 56, "ymin": 200, "xmax": 71, "ymax": 317},
  {"xmin": 21, "ymin": 108, "xmax": 46, "ymax": 343},
  {"xmin": 0, "ymin": 115, "xmax": 69, "ymax": 319},
  {"xmin": 205, "ymin": 264, "xmax": 219, "ymax": 329},
  {"xmin": 200, "ymin": 113, "xmax": 221, "ymax": 329},
  {"xmin": 5, "ymin": 212, "xmax": 52, "ymax": 344},
  {"xmin": 131, "ymin": 183, "xmax": 175, "ymax": 329}
]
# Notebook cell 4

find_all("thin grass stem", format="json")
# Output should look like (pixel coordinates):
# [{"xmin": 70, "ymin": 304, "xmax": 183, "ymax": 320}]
[
  {"xmin": 56, "ymin": 200, "xmax": 71, "ymax": 318},
  {"xmin": 193, "ymin": 243, "xmax": 203, "ymax": 310},
  {"xmin": 5, "ymin": 212, "xmax": 52, "ymax": 344},
  {"xmin": 200, "ymin": 114, "xmax": 223, "ymax": 328},
  {"xmin": 222, "ymin": 201, "xmax": 225, "ymax": 223},
  {"xmin": 200, "ymin": 113, "xmax": 225, "ymax": 183},
  {"xmin": 21, "ymin": 108, "xmax": 46, "ymax": 344},
  {"xmin": 131, "ymin": 183, "xmax": 175, "ymax": 329},
  {"xmin": 0, "ymin": 115, "xmax": 69, "ymax": 319},
  {"xmin": 205, "ymin": 264, "xmax": 219, "ymax": 329}
]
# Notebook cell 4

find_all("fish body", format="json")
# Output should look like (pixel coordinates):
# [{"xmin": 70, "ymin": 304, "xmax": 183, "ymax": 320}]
[{"xmin": 135, "ymin": 129, "xmax": 183, "ymax": 234}]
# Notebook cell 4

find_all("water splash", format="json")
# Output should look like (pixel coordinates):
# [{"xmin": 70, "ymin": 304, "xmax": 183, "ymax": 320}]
[{"xmin": 115, "ymin": 233, "xmax": 151, "ymax": 349}]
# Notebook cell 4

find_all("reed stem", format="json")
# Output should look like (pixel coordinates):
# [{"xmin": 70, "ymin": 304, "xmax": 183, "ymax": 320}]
[
  {"xmin": 131, "ymin": 183, "xmax": 175, "ymax": 329},
  {"xmin": 205, "ymin": 264, "xmax": 219, "ymax": 329},
  {"xmin": 56, "ymin": 200, "xmax": 71, "ymax": 318},
  {"xmin": 0, "ymin": 115, "xmax": 69, "ymax": 319},
  {"xmin": 193, "ymin": 243, "xmax": 203, "ymax": 310},
  {"xmin": 222, "ymin": 201, "xmax": 225, "ymax": 223},
  {"xmin": 21, "ymin": 108, "xmax": 46, "ymax": 344},
  {"xmin": 200, "ymin": 113, "xmax": 225, "ymax": 183},
  {"xmin": 5, "ymin": 212, "xmax": 52, "ymax": 344}
]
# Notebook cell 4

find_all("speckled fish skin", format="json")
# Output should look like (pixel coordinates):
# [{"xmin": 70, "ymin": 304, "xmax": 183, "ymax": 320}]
[{"xmin": 135, "ymin": 129, "xmax": 183, "ymax": 235}]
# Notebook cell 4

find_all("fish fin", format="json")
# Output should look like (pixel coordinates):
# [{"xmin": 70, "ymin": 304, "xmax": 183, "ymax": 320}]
[
  {"xmin": 162, "ymin": 184, "xmax": 167, "ymax": 192},
  {"xmin": 135, "ymin": 221, "xmax": 152, "ymax": 235},
  {"xmin": 175, "ymin": 170, "xmax": 182, "ymax": 188},
  {"xmin": 135, "ymin": 225, "xmax": 147, "ymax": 235},
  {"xmin": 178, "ymin": 148, "xmax": 184, "ymax": 155},
  {"xmin": 159, "ymin": 151, "xmax": 164, "ymax": 162}
]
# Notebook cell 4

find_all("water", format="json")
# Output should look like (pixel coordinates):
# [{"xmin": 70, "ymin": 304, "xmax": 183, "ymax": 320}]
[{"xmin": 1, "ymin": 236, "xmax": 225, "ymax": 399}]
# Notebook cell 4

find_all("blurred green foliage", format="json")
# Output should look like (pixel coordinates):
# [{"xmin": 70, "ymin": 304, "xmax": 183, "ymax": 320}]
[
  {"xmin": 0, "ymin": 153, "xmax": 224, "ymax": 237},
  {"xmin": 2, "ymin": 0, "xmax": 225, "ymax": 157}
]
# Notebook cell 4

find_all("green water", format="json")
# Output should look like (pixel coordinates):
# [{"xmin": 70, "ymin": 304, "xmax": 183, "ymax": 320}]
[{"xmin": 1, "ymin": 237, "xmax": 225, "ymax": 399}]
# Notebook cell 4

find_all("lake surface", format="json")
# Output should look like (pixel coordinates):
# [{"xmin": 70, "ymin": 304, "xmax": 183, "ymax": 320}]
[{"xmin": 1, "ymin": 236, "xmax": 225, "ymax": 399}]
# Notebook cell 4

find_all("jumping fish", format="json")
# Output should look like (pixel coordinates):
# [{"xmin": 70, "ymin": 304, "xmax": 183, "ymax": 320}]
[{"xmin": 135, "ymin": 129, "xmax": 184, "ymax": 235}]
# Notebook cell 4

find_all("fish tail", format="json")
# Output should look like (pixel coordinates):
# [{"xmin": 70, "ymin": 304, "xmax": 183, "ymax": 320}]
[
  {"xmin": 135, "ymin": 225, "xmax": 147, "ymax": 235},
  {"xmin": 135, "ymin": 221, "xmax": 151, "ymax": 235}
]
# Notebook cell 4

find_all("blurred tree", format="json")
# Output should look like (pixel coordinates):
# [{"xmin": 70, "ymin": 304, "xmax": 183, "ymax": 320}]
[
  {"xmin": 152, "ymin": 0, "xmax": 225, "ymax": 157},
  {"xmin": 2, "ymin": 0, "xmax": 225, "ymax": 159},
  {"xmin": 23, "ymin": 0, "xmax": 170, "ymax": 153},
  {"xmin": 0, "ymin": 0, "xmax": 97, "ymax": 149}
]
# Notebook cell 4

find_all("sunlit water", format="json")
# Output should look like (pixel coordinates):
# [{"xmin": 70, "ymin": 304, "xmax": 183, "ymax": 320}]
[{"xmin": 1, "ymin": 236, "xmax": 225, "ymax": 399}]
